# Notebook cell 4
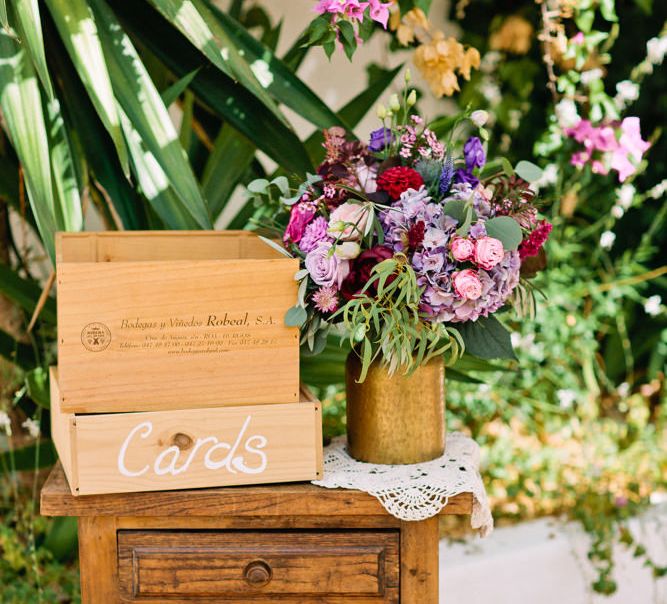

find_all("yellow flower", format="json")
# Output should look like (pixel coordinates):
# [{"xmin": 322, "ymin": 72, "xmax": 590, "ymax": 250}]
[
  {"xmin": 413, "ymin": 32, "xmax": 480, "ymax": 97},
  {"xmin": 391, "ymin": 7, "xmax": 430, "ymax": 46},
  {"xmin": 489, "ymin": 15, "xmax": 534, "ymax": 55}
]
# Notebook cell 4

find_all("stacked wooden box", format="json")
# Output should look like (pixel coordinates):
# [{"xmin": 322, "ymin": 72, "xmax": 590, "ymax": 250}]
[{"xmin": 50, "ymin": 231, "xmax": 322, "ymax": 496}]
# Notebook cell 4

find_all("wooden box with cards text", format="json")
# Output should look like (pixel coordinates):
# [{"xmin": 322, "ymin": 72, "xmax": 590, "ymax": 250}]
[
  {"xmin": 55, "ymin": 231, "xmax": 300, "ymax": 413},
  {"xmin": 50, "ymin": 368, "xmax": 323, "ymax": 496}
]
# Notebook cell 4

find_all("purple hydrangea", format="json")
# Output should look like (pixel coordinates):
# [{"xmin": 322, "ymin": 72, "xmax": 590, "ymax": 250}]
[
  {"xmin": 368, "ymin": 127, "xmax": 394, "ymax": 152},
  {"xmin": 299, "ymin": 216, "xmax": 331, "ymax": 254},
  {"xmin": 380, "ymin": 184, "xmax": 520, "ymax": 324},
  {"xmin": 463, "ymin": 136, "xmax": 486, "ymax": 170}
]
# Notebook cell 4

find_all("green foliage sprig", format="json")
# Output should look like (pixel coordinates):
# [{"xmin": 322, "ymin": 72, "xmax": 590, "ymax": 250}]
[{"xmin": 335, "ymin": 255, "xmax": 463, "ymax": 381}]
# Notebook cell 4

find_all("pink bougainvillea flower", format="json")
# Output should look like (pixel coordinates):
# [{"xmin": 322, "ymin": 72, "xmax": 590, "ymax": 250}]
[
  {"xmin": 343, "ymin": 0, "xmax": 369, "ymax": 21},
  {"xmin": 611, "ymin": 117, "xmax": 650, "ymax": 182},
  {"xmin": 570, "ymin": 151, "xmax": 590, "ymax": 168},
  {"xmin": 591, "ymin": 125, "xmax": 618, "ymax": 152},
  {"xmin": 611, "ymin": 151, "xmax": 637, "ymax": 183},
  {"xmin": 571, "ymin": 31, "xmax": 585, "ymax": 45},
  {"xmin": 566, "ymin": 120, "xmax": 596, "ymax": 147},
  {"xmin": 618, "ymin": 117, "xmax": 650, "ymax": 162},
  {"xmin": 314, "ymin": 0, "xmax": 345, "ymax": 14},
  {"xmin": 591, "ymin": 159, "xmax": 609, "ymax": 175},
  {"xmin": 368, "ymin": 0, "xmax": 392, "ymax": 28}
]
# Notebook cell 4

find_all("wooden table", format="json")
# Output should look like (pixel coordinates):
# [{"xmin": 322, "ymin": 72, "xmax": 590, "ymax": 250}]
[{"xmin": 41, "ymin": 462, "xmax": 472, "ymax": 603}]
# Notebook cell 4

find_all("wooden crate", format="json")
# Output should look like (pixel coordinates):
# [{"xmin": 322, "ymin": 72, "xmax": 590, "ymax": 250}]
[
  {"xmin": 50, "ymin": 368, "xmax": 323, "ymax": 496},
  {"xmin": 56, "ymin": 231, "xmax": 300, "ymax": 413}
]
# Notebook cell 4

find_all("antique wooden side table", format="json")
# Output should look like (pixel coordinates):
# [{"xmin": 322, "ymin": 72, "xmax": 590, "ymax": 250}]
[{"xmin": 41, "ymin": 462, "xmax": 472, "ymax": 603}]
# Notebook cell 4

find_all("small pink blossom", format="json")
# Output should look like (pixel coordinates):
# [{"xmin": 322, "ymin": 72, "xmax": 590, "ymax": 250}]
[
  {"xmin": 474, "ymin": 237, "xmax": 505, "ymax": 270},
  {"xmin": 368, "ymin": 0, "xmax": 392, "ymax": 28},
  {"xmin": 343, "ymin": 0, "xmax": 368, "ymax": 22},
  {"xmin": 618, "ymin": 117, "xmax": 650, "ymax": 162},
  {"xmin": 591, "ymin": 126, "xmax": 617, "ymax": 152},
  {"xmin": 571, "ymin": 32, "xmax": 585, "ymax": 45},
  {"xmin": 591, "ymin": 160, "xmax": 608, "ymax": 175},
  {"xmin": 314, "ymin": 0, "xmax": 345, "ymax": 14},
  {"xmin": 312, "ymin": 286, "xmax": 339, "ymax": 313},
  {"xmin": 450, "ymin": 237, "xmax": 475, "ymax": 261},
  {"xmin": 453, "ymin": 269, "xmax": 483, "ymax": 300},
  {"xmin": 570, "ymin": 151, "xmax": 590, "ymax": 168}
]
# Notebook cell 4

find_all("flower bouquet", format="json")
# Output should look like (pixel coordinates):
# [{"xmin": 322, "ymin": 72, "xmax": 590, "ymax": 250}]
[{"xmin": 249, "ymin": 84, "xmax": 551, "ymax": 464}]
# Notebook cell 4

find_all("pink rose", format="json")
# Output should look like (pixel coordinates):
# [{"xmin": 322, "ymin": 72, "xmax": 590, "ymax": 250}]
[
  {"xmin": 450, "ymin": 237, "xmax": 474, "ymax": 261},
  {"xmin": 284, "ymin": 202, "xmax": 316, "ymax": 245},
  {"xmin": 305, "ymin": 241, "xmax": 350, "ymax": 289},
  {"xmin": 452, "ymin": 269, "xmax": 482, "ymax": 300},
  {"xmin": 328, "ymin": 201, "xmax": 371, "ymax": 242},
  {"xmin": 474, "ymin": 237, "xmax": 504, "ymax": 270}
]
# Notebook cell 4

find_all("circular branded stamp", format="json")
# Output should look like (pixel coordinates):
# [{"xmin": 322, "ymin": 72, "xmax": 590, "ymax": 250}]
[{"xmin": 81, "ymin": 322, "xmax": 111, "ymax": 352}]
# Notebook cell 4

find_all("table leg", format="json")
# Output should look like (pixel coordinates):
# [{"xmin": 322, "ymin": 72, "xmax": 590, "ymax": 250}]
[
  {"xmin": 78, "ymin": 516, "xmax": 118, "ymax": 603},
  {"xmin": 400, "ymin": 517, "xmax": 439, "ymax": 604}
]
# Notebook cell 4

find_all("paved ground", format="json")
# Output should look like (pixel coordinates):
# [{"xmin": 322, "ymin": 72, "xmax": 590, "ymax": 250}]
[{"xmin": 440, "ymin": 510, "xmax": 667, "ymax": 604}]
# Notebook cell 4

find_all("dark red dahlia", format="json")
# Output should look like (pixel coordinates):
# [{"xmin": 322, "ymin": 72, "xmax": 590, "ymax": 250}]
[
  {"xmin": 340, "ymin": 245, "xmax": 395, "ymax": 301},
  {"xmin": 407, "ymin": 220, "xmax": 426, "ymax": 251},
  {"xmin": 376, "ymin": 166, "xmax": 424, "ymax": 200}
]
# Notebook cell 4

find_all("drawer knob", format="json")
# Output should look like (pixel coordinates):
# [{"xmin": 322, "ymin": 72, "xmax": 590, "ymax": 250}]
[{"xmin": 243, "ymin": 560, "xmax": 272, "ymax": 587}]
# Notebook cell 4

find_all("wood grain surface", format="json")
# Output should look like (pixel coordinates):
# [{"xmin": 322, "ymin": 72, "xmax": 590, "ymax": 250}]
[
  {"xmin": 50, "ymin": 369, "xmax": 323, "ymax": 495},
  {"xmin": 117, "ymin": 530, "xmax": 399, "ymax": 602},
  {"xmin": 56, "ymin": 231, "xmax": 300, "ymax": 413},
  {"xmin": 40, "ymin": 462, "xmax": 473, "ymax": 518}
]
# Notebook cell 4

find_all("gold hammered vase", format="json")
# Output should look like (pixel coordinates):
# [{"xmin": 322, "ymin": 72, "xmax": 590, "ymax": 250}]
[{"xmin": 345, "ymin": 353, "xmax": 445, "ymax": 465}]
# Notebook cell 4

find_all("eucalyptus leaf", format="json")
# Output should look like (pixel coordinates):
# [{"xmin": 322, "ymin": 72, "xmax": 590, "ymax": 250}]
[
  {"xmin": 484, "ymin": 216, "xmax": 523, "ymax": 250},
  {"xmin": 515, "ymin": 160, "xmax": 544, "ymax": 183},
  {"xmin": 285, "ymin": 305, "xmax": 307, "ymax": 327}
]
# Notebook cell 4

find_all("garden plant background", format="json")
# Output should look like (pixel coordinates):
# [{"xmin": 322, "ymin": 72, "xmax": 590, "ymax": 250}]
[{"xmin": 0, "ymin": 0, "xmax": 665, "ymax": 602}]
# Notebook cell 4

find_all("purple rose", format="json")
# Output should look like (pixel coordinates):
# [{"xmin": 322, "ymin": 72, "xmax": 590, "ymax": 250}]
[
  {"xmin": 304, "ymin": 241, "xmax": 350, "ymax": 288},
  {"xmin": 284, "ymin": 202, "xmax": 316, "ymax": 245},
  {"xmin": 368, "ymin": 127, "xmax": 394, "ymax": 152},
  {"xmin": 454, "ymin": 168, "xmax": 479, "ymax": 188},
  {"xmin": 463, "ymin": 136, "xmax": 486, "ymax": 170}
]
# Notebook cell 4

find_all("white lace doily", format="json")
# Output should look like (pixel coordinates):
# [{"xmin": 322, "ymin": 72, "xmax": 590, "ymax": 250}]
[{"xmin": 312, "ymin": 432, "xmax": 493, "ymax": 536}]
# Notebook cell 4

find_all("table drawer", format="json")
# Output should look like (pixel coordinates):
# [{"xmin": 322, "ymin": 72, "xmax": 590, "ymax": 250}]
[{"xmin": 118, "ymin": 530, "xmax": 399, "ymax": 603}]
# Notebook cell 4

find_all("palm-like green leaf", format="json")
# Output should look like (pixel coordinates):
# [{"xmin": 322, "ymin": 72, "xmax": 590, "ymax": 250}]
[
  {"xmin": 0, "ymin": 28, "xmax": 58, "ymax": 259},
  {"xmin": 90, "ymin": 0, "xmax": 212, "ymax": 229},
  {"xmin": 49, "ymin": 39, "xmax": 146, "ymax": 229},
  {"xmin": 0, "ymin": 263, "xmax": 57, "ymax": 325},
  {"xmin": 44, "ymin": 0, "xmax": 129, "ymax": 174},
  {"xmin": 202, "ymin": 123, "xmax": 255, "ymax": 221},
  {"xmin": 46, "ymin": 98, "xmax": 83, "ymax": 233},
  {"xmin": 147, "ymin": 0, "xmax": 289, "ymax": 127},
  {"xmin": 119, "ymin": 109, "xmax": 203, "ymax": 229},
  {"xmin": 110, "ymin": 0, "xmax": 313, "ymax": 176},
  {"xmin": 13, "ymin": 0, "xmax": 54, "ymax": 98},
  {"xmin": 161, "ymin": 67, "xmax": 200, "ymax": 107},
  {"xmin": 0, "ymin": 328, "xmax": 36, "ymax": 370},
  {"xmin": 206, "ymin": 2, "xmax": 345, "ymax": 130}
]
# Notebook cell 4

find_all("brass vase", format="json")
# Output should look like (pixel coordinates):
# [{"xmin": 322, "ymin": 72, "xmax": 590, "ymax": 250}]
[{"xmin": 345, "ymin": 353, "xmax": 445, "ymax": 465}]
